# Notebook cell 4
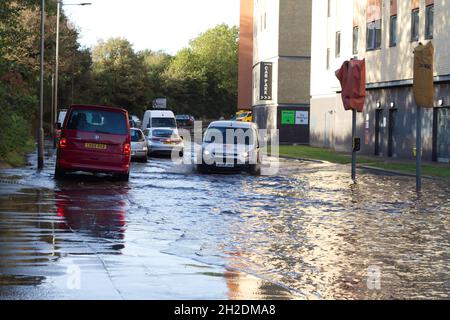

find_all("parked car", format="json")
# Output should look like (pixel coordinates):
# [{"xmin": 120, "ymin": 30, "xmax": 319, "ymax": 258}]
[
  {"xmin": 198, "ymin": 121, "xmax": 261, "ymax": 174},
  {"xmin": 142, "ymin": 110, "xmax": 183, "ymax": 156},
  {"xmin": 54, "ymin": 109, "xmax": 67, "ymax": 146},
  {"xmin": 230, "ymin": 110, "xmax": 246, "ymax": 121},
  {"xmin": 175, "ymin": 114, "xmax": 195, "ymax": 127},
  {"xmin": 130, "ymin": 128, "xmax": 148, "ymax": 162},
  {"xmin": 55, "ymin": 104, "xmax": 131, "ymax": 181},
  {"xmin": 143, "ymin": 128, "xmax": 184, "ymax": 156},
  {"xmin": 128, "ymin": 115, "xmax": 141, "ymax": 128},
  {"xmin": 236, "ymin": 110, "xmax": 253, "ymax": 122}
]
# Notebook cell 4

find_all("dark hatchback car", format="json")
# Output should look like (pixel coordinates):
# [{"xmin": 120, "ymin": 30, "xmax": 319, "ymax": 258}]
[{"xmin": 55, "ymin": 105, "xmax": 131, "ymax": 181}]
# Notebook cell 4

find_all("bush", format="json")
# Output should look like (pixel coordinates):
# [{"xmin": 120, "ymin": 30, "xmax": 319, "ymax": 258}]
[{"xmin": 0, "ymin": 84, "xmax": 37, "ymax": 167}]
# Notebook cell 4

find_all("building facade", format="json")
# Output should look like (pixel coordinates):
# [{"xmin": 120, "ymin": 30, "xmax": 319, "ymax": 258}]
[
  {"xmin": 310, "ymin": 0, "xmax": 450, "ymax": 162},
  {"xmin": 239, "ymin": 0, "xmax": 312, "ymax": 144},
  {"xmin": 238, "ymin": 0, "xmax": 254, "ymax": 111}
]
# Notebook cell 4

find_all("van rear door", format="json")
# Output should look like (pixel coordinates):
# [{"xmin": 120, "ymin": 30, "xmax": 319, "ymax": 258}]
[{"xmin": 62, "ymin": 107, "xmax": 129, "ymax": 166}]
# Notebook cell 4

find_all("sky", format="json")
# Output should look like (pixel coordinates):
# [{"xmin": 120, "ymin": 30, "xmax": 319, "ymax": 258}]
[{"xmin": 63, "ymin": 0, "xmax": 240, "ymax": 55}]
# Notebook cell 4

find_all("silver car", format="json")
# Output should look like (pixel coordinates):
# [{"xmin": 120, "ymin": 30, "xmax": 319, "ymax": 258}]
[
  {"xmin": 143, "ymin": 128, "xmax": 184, "ymax": 156},
  {"xmin": 130, "ymin": 128, "xmax": 148, "ymax": 162}
]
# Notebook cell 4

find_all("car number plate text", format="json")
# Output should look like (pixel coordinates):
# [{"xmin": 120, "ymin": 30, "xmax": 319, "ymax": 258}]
[
  {"xmin": 216, "ymin": 163, "xmax": 234, "ymax": 168},
  {"xmin": 85, "ymin": 143, "xmax": 107, "ymax": 150}
]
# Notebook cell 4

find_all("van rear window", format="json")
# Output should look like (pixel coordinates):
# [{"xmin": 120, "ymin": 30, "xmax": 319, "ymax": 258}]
[
  {"xmin": 67, "ymin": 109, "xmax": 128, "ymax": 135},
  {"xmin": 151, "ymin": 117, "xmax": 176, "ymax": 128}
]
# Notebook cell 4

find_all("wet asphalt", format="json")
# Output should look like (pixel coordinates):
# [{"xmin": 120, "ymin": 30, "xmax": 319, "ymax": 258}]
[{"xmin": 0, "ymin": 144, "xmax": 449, "ymax": 300}]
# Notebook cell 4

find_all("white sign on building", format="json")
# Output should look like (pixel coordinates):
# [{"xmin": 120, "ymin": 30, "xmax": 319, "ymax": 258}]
[{"xmin": 295, "ymin": 111, "xmax": 309, "ymax": 125}]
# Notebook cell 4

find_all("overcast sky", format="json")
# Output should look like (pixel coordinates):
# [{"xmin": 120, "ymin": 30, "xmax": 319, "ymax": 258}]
[{"xmin": 63, "ymin": 0, "xmax": 240, "ymax": 55}]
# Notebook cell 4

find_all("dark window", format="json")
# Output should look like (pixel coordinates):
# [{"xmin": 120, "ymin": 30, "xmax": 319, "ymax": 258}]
[
  {"xmin": 335, "ymin": 31, "xmax": 341, "ymax": 57},
  {"xmin": 204, "ymin": 127, "xmax": 254, "ymax": 145},
  {"xmin": 67, "ymin": 109, "xmax": 127, "ymax": 135},
  {"xmin": 151, "ymin": 117, "xmax": 176, "ymax": 128},
  {"xmin": 411, "ymin": 9, "xmax": 420, "ymax": 41},
  {"xmin": 152, "ymin": 129, "xmax": 175, "ymax": 138},
  {"xmin": 130, "ymin": 129, "xmax": 144, "ymax": 142},
  {"xmin": 366, "ymin": 19, "xmax": 382, "ymax": 50},
  {"xmin": 389, "ymin": 15, "xmax": 397, "ymax": 47},
  {"xmin": 353, "ymin": 26, "xmax": 359, "ymax": 55},
  {"xmin": 425, "ymin": 5, "xmax": 434, "ymax": 39}
]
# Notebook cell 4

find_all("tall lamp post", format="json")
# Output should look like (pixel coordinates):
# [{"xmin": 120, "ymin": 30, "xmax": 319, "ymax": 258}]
[
  {"xmin": 38, "ymin": 0, "xmax": 45, "ymax": 169},
  {"xmin": 53, "ymin": 1, "xmax": 91, "ymax": 147}
]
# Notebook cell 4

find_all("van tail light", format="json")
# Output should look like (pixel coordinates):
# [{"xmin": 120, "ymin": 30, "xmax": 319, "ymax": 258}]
[
  {"xmin": 59, "ymin": 137, "xmax": 67, "ymax": 149},
  {"xmin": 123, "ymin": 143, "xmax": 131, "ymax": 156}
]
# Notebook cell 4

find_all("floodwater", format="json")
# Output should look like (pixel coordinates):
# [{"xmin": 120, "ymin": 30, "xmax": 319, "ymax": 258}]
[{"xmin": 0, "ymin": 145, "xmax": 449, "ymax": 300}]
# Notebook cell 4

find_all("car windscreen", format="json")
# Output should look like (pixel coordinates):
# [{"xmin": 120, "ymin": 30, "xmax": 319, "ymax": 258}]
[
  {"xmin": 204, "ymin": 127, "xmax": 255, "ymax": 145},
  {"xmin": 152, "ymin": 129, "xmax": 174, "ymax": 138},
  {"xmin": 151, "ymin": 117, "xmax": 176, "ymax": 128},
  {"xmin": 130, "ymin": 129, "xmax": 144, "ymax": 142},
  {"xmin": 67, "ymin": 109, "xmax": 128, "ymax": 135}
]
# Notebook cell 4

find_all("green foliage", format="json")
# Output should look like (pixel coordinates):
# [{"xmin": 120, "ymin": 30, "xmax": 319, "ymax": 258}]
[
  {"xmin": 164, "ymin": 24, "xmax": 239, "ymax": 119},
  {"xmin": 90, "ymin": 38, "xmax": 149, "ymax": 116}
]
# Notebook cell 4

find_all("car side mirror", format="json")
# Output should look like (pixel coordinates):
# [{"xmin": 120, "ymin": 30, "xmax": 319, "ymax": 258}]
[{"xmin": 55, "ymin": 122, "xmax": 62, "ymax": 130}]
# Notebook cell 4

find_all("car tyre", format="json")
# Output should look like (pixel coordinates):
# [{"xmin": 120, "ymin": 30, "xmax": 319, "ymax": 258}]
[
  {"xmin": 54, "ymin": 166, "xmax": 66, "ymax": 180},
  {"xmin": 116, "ymin": 172, "xmax": 129, "ymax": 182}
]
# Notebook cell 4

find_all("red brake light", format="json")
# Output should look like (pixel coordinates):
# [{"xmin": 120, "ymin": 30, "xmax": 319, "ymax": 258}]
[
  {"xmin": 123, "ymin": 143, "xmax": 131, "ymax": 156},
  {"xmin": 59, "ymin": 138, "xmax": 67, "ymax": 148}
]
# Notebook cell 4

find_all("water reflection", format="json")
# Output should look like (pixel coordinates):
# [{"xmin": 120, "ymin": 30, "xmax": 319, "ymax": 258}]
[{"xmin": 55, "ymin": 178, "xmax": 129, "ymax": 251}]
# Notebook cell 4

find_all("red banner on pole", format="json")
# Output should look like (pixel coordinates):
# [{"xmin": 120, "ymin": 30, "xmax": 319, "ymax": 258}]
[{"xmin": 335, "ymin": 59, "xmax": 366, "ymax": 113}]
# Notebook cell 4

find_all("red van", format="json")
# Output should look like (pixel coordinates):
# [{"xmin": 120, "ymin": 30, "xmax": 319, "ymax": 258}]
[{"xmin": 55, "ymin": 105, "xmax": 131, "ymax": 181}]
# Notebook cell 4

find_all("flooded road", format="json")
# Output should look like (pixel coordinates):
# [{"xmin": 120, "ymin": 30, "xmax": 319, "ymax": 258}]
[{"xmin": 0, "ymin": 146, "xmax": 449, "ymax": 299}]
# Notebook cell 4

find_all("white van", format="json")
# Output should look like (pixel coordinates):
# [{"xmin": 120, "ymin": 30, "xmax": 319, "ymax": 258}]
[
  {"xmin": 142, "ymin": 110, "xmax": 176, "ymax": 130},
  {"xmin": 142, "ymin": 110, "xmax": 183, "ymax": 155}
]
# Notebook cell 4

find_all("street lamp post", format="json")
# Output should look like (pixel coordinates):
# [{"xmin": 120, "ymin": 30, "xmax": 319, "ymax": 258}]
[
  {"xmin": 38, "ymin": 0, "xmax": 45, "ymax": 169},
  {"xmin": 53, "ymin": 1, "xmax": 91, "ymax": 148}
]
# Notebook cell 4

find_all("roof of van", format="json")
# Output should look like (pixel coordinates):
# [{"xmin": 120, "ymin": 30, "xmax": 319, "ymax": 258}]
[
  {"xmin": 208, "ymin": 121, "xmax": 257, "ymax": 129},
  {"xmin": 144, "ymin": 110, "xmax": 175, "ymax": 117},
  {"xmin": 69, "ymin": 104, "xmax": 127, "ymax": 113}
]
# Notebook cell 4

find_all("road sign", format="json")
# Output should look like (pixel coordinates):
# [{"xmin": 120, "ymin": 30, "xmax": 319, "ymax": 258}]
[
  {"xmin": 152, "ymin": 98, "xmax": 167, "ymax": 109},
  {"xmin": 413, "ymin": 41, "xmax": 434, "ymax": 108}
]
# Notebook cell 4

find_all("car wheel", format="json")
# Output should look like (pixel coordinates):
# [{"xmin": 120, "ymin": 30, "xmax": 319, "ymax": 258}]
[
  {"xmin": 141, "ymin": 155, "xmax": 148, "ymax": 163},
  {"xmin": 197, "ymin": 164, "xmax": 208, "ymax": 174},
  {"xmin": 116, "ymin": 172, "xmax": 129, "ymax": 182},
  {"xmin": 248, "ymin": 164, "xmax": 261, "ymax": 176},
  {"xmin": 54, "ymin": 166, "xmax": 66, "ymax": 180}
]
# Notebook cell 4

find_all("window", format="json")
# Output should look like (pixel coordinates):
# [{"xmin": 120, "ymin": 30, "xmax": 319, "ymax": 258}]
[
  {"xmin": 326, "ymin": 48, "xmax": 330, "ymax": 70},
  {"xmin": 151, "ymin": 117, "xmax": 176, "ymax": 128},
  {"xmin": 335, "ymin": 31, "xmax": 341, "ymax": 57},
  {"xmin": 366, "ymin": 19, "xmax": 381, "ymax": 50},
  {"xmin": 67, "ymin": 109, "xmax": 128, "ymax": 135},
  {"xmin": 411, "ymin": 9, "xmax": 419, "ymax": 41},
  {"xmin": 389, "ymin": 15, "xmax": 397, "ymax": 46},
  {"xmin": 353, "ymin": 27, "xmax": 359, "ymax": 55},
  {"xmin": 264, "ymin": 12, "xmax": 267, "ymax": 30},
  {"xmin": 425, "ymin": 5, "xmax": 434, "ymax": 39}
]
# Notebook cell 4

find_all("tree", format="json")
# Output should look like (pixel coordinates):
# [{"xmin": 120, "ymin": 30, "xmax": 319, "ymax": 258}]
[
  {"xmin": 164, "ymin": 24, "xmax": 239, "ymax": 119},
  {"xmin": 91, "ymin": 38, "xmax": 148, "ymax": 116}
]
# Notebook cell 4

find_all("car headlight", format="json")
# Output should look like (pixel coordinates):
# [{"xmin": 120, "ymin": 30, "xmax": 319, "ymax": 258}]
[
  {"xmin": 242, "ymin": 152, "xmax": 249, "ymax": 158},
  {"xmin": 203, "ymin": 150, "xmax": 210, "ymax": 156}
]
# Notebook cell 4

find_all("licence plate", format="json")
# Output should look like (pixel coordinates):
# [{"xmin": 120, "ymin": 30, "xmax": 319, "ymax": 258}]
[
  {"xmin": 163, "ymin": 141, "xmax": 176, "ymax": 145},
  {"xmin": 85, "ymin": 143, "xmax": 107, "ymax": 150},
  {"xmin": 216, "ymin": 163, "xmax": 234, "ymax": 168}
]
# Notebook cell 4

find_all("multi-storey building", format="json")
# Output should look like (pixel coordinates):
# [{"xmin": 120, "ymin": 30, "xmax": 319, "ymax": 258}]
[
  {"xmin": 238, "ymin": 0, "xmax": 312, "ymax": 144},
  {"xmin": 310, "ymin": 0, "xmax": 450, "ymax": 162}
]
